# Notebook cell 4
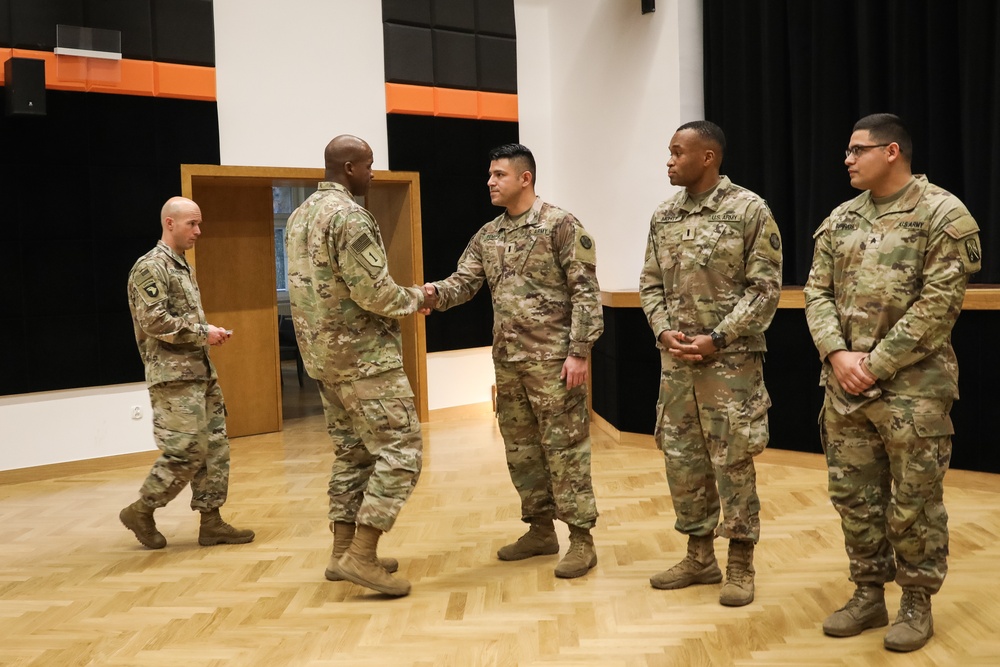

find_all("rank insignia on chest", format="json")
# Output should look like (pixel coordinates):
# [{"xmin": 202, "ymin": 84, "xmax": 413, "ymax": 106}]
[
  {"xmin": 866, "ymin": 232, "xmax": 882, "ymax": 249},
  {"xmin": 683, "ymin": 227, "xmax": 694, "ymax": 241}
]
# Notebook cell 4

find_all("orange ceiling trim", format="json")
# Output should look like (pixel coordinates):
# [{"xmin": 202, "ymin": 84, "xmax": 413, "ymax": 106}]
[
  {"xmin": 1, "ymin": 49, "xmax": 216, "ymax": 101},
  {"xmin": 386, "ymin": 82, "xmax": 517, "ymax": 122}
]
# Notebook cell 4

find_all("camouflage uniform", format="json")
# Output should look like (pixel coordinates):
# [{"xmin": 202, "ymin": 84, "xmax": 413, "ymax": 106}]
[
  {"xmin": 639, "ymin": 177, "xmax": 782, "ymax": 542},
  {"xmin": 432, "ymin": 197, "xmax": 603, "ymax": 529},
  {"xmin": 286, "ymin": 181, "xmax": 426, "ymax": 532},
  {"xmin": 804, "ymin": 175, "xmax": 981, "ymax": 593},
  {"xmin": 128, "ymin": 241, "xmax": 230, "ymax": 511}
]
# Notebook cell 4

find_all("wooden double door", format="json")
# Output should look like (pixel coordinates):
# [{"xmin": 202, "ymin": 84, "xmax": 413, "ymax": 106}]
[{"xmin": 181, "ymin": 165, "xmax": 428, "ymax": 437}]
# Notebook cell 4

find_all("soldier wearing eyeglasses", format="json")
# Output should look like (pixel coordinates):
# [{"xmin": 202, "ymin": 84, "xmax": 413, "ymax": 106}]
[{"xmin": 805, "ymin": 113, "xmax": 982, "ymax": 652}]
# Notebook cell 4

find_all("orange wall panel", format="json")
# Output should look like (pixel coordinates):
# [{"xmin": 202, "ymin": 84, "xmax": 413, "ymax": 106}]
[
  {"xmin": 478, "ymin": 91, "xmax": 518, "ymax": 122},
  {"xmin": 434, "ymin": 87, "xmax": 479, "ymax": 119},
  {"xmin": 12, "ymin": 49, "xmax": 86, "ymax": 92},
  {"xmin": 0, "ymin": 49, "xmax": 11, "ymax": 85},
  {"xmin": 88, "ymin": 59, "xmax": 155, "ymax": 97},
  {"xmin": 385, "ymin": 82, "xmax": 435, "ymax": 116},
  {"xmin": 154, "ymin": 62, "xmax": 216, "ymax": 101}
]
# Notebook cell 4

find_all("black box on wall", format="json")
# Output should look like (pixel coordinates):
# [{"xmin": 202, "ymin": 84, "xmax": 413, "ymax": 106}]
[{"xmin": 4, "ymin": 57, "xmax": 46, "ymax": 116}]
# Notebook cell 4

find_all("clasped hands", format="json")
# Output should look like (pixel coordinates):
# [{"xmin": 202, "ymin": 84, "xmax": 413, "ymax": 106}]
[
  {"xmin": 829, "ymin": 350, "xmax": 878, "ymax": 396},
  {"xmin": 418, "ymin": 283, "xmax": 438, "ymax": 315},
  {"xmin": 658, "ymin": 330, "xmax": 717, "ymax": 361}
]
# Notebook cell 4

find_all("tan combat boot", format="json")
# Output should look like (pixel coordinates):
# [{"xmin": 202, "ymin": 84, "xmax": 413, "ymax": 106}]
[
  {"xmin": 325, "ymin": 521, "xmax": 399, "ymax": 581},
  {"xmin": 719, "ymin": 539, "xmax": 755, "ymax": 606},
  {"xmin": 119, "ymin": 500, "xmax": 166, "ymax": 549},
  {"xmin": 554, "ymin": 525, "xmax": 598, "ymax": 578},
  {"xmin": 337, "ymin": 524, "xmax": 411, "ymax": 597},
  {"xmin": 497, "ymin": 519, "xmax": 559, "ymax": 561},
  {"xmin": 822, "ymin": 585, "xmax": 889, "ymax": 637},
  {"xmin": 198, "ymin": 508, "xmax": 255, "ymax": 546},
  {"xmin": 649, "ymin": 534, "xmax": 722, "ymax": 590},
  {"xmin": 884, "ymin": 587, "xmax": 934, "ymax": 652}
]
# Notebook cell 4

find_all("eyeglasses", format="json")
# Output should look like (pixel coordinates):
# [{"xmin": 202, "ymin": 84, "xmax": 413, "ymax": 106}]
[{"xmin": 845, "ymin": 144, "xmax": 889, "ymax": 158}]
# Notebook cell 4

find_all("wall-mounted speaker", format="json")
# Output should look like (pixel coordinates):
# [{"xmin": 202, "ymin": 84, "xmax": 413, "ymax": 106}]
[
  {"xmin": 642, "ymin": 0, "xmax": 655, "ymax": 14},
  {"xmin": 4, "ymin": 57, "xmax": 46, "ymax": 116}
]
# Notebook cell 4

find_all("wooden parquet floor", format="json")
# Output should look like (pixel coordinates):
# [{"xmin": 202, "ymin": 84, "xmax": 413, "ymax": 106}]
[{"xmin": 2, "ymin": 394, "xmax": 1000, "ymax": 666}]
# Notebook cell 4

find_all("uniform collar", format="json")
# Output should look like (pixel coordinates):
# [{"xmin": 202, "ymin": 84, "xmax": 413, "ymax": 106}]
[
  {"xmin": 157, "ymin": 240, "xmax": 191, "ymax": 270},
  {"xmin": 679, "ymin": 175, "xmax": 731, "ymax": 213},
  {"xmin": 498, "ymin": 196, "xmax": 543, "ymax": 230},
  {"xmin": 318, "ymin": 181, "xmax": 352, "ymax": 196},
  {"xmin": 850, "ymin": 174, "xmax": 928, "ymax": 217}
]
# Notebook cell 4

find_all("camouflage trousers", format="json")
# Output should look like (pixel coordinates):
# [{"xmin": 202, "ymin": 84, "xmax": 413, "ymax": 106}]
[
  {"xmin": 655, "ymin": 350, "xmax": 770, "ymax": 542},
  {"xmin": 139, "ymin": 378, "xmax": 230, "ymax": 511},
  {"xmin": 494, "ymin": 359, "xmax": 598, "ymax": 530},
  {"xmin": 820, "ymin": 391, "xmax": 953, "ymax": 593},
  {"xmin": 318, "ymin": 367, "xmax": 423, "ymax": 533}
]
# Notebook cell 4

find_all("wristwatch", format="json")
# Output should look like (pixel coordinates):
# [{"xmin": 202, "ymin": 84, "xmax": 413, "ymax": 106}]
[{"xmin": 710, "ymin": 330, "xmax": 727, "ymax": 350}]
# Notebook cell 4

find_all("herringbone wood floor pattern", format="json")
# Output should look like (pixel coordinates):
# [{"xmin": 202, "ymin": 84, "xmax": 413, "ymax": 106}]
[{"xmin": 2, "ymin": 388, "xmax": 999, "ymax": 666}]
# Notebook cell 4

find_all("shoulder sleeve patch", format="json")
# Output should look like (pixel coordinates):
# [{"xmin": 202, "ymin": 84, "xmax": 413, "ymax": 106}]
[
  {"xmin": 574, "ymin": 226, "xmax": 597, "ymax": 265},
  {"xmin": 134, "ymin": 266, "xmax": 167, "ymax": 306},
  {"xmin": 349, "ymin": 231, "xmax": 387, "ymax": 278},
  {"xmin": 943, "ymin": 213, "xmax": 980, "ymax": 240}
]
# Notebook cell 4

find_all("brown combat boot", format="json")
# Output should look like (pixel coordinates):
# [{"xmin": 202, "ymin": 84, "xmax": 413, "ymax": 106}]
[
  {"xmin": 497, "ymin": 519, "xmax": 559, "ymax": 561},
  {"xmin": 822, "ymin": 584, "xmax": 888, "ymax": 637},
  {"xmin": 119, "ymin": 500, "xmax": 166, "ymax": 549},
  {"xmin": 884, "ymin": 587, "xmax": 934, "ymax": 652},
  {"xmin": 198, "ymin": 508, "xmax": 255, "ymax": 546},
  {"xmin": 325, "ymin": 521, "xmax": 399, "ymax": 581},
  {"xmin": 554, "ymin": 525, "xmax": 597, "ymax": 578},
  {"xmin": 650, "ymin": 534, "xmax": 722, "ymax": 590},
  {"xmin": 337, "ymin": 524, "xmax": 411, "ymax": 597},
  {"xmin": 719, "ymin": 539, "xmax": 755, "ymax": 606}
]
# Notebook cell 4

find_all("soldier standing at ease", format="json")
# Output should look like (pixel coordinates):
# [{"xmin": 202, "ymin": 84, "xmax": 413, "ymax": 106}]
[
  {"xmin": 424, "ymin": 143, "xmax": 604, "ymax": 579},
  {"xmin": 120, "ymin": 197, "xmax": 255, "ymax": 549},
  {"xmin": 286, "ymin": 134, "xmax": 436, "ymax": 598},
  {"xmin": 639, "ymin": 121, "xmax": 782, "ymax": 606},
  {"xmin": 805, "ymin": 113, "xmax": 981, "ymax": 652}
]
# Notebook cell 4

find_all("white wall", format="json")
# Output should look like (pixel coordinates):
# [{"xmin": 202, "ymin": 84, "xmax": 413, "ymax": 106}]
[
  {"xmin": 213, "ymin": 0, "xmax": 389, "ymax": 169},
  {"xmin": 426, "ymin": 347, "xmax": 496, "ymax": 410},
  {"xmin": 1, "ymin": 1, "xmax": 702, "ymax": 470},
  {"xmin": 515, "ymin": 0, "xmax": 704, "ymax": 291},
  {"xmin": 0, "ymin": 384, "xmax": 154, "ymax": 471}
]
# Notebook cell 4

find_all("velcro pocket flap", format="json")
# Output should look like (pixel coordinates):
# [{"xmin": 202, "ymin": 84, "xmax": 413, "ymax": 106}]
[{"xmin": 913, "ymin": 413, "xmax": 955, "ymax": 438}]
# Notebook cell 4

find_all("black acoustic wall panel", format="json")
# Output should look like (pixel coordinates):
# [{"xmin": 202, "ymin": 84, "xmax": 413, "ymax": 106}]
[
  {"xmin": 9, "ymin": 0, "xmax": 84, "ymax": 50},
  {"xmin": 85, "ymin": 0, "xmax": 153, "ymax": 60},
  {"xmin": 0, "ymin": 0, "xmax": 11, "ymax": 47},
  {"xmin": 432, "ymin": 29, "xmax": 477, "ymax": 89},
  {"xmin": 384, "ymin": 0, "xmax": 517, "ymax": 92},
  {"xmin": 382, "ymin": 0, "xmax": 432, "ymax": 26},
  {"xmin": 432, "ymin": 0, "xmax": 475, "ymax": 31},
  {"xmin": 477, "ymin": 35, "xmax": 517, "ymax": 94},
  {"xmin": 475, "ymin": 0, "xmax": 516, "ymax": 37},
  {"xmin": 384, "ymin": 22, "xmax": 435, "ymax": 86},
  {"xmin": 150, "ymin": 0, "xmax": 214, "ymax": 66}
]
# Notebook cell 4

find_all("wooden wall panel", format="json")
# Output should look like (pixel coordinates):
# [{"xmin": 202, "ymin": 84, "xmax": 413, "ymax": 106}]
[{"xmin": 189, "ymin": 182, "xmax": 280, "ymax": 437}]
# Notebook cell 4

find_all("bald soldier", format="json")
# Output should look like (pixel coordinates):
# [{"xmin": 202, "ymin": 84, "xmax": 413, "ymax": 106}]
[
  {"xmin": 640, "ymin": 121, "xmax": 782, "ymax": 607},
  {"xmin": 285, "ymin": 135, "xmax": 436, "ymax": 597},
  {"xmin": 120, "ymin": 197, "xmax": 255, "ymax": 549}
]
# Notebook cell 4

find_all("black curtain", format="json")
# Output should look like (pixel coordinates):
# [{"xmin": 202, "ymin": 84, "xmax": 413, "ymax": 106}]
[{"xmin": 703, "ymin": 0, "xmax": 1000, "ymax": 285}]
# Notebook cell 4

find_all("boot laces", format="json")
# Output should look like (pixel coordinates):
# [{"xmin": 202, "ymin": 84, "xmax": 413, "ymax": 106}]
[
  {"xmin": 898, "ymin": 589, "xmax": 928, "ymax": 623},
  {"xmin": 843, "ymin": 587, "xmax": 877, "ymax": 614}
]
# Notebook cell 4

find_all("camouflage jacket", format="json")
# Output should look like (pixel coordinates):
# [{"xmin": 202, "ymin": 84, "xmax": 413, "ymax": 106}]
[
  {"xmin": 285, "ymin": 181, "xmax": 425, "ymax": 383},
  {"xmin": 639, "ymin": 176, "xmax": 783, "ymax": 353},
  {"xmin": 432, "ymin": 197, "xmax": 604, "ymax": 361},
  {"xmin": 128, "ymin": 240, "xmax": 214, "ymax": 386},
  {"xmin": 804, "ymin": 175, "xmax": 981, "ymax": 398}
]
